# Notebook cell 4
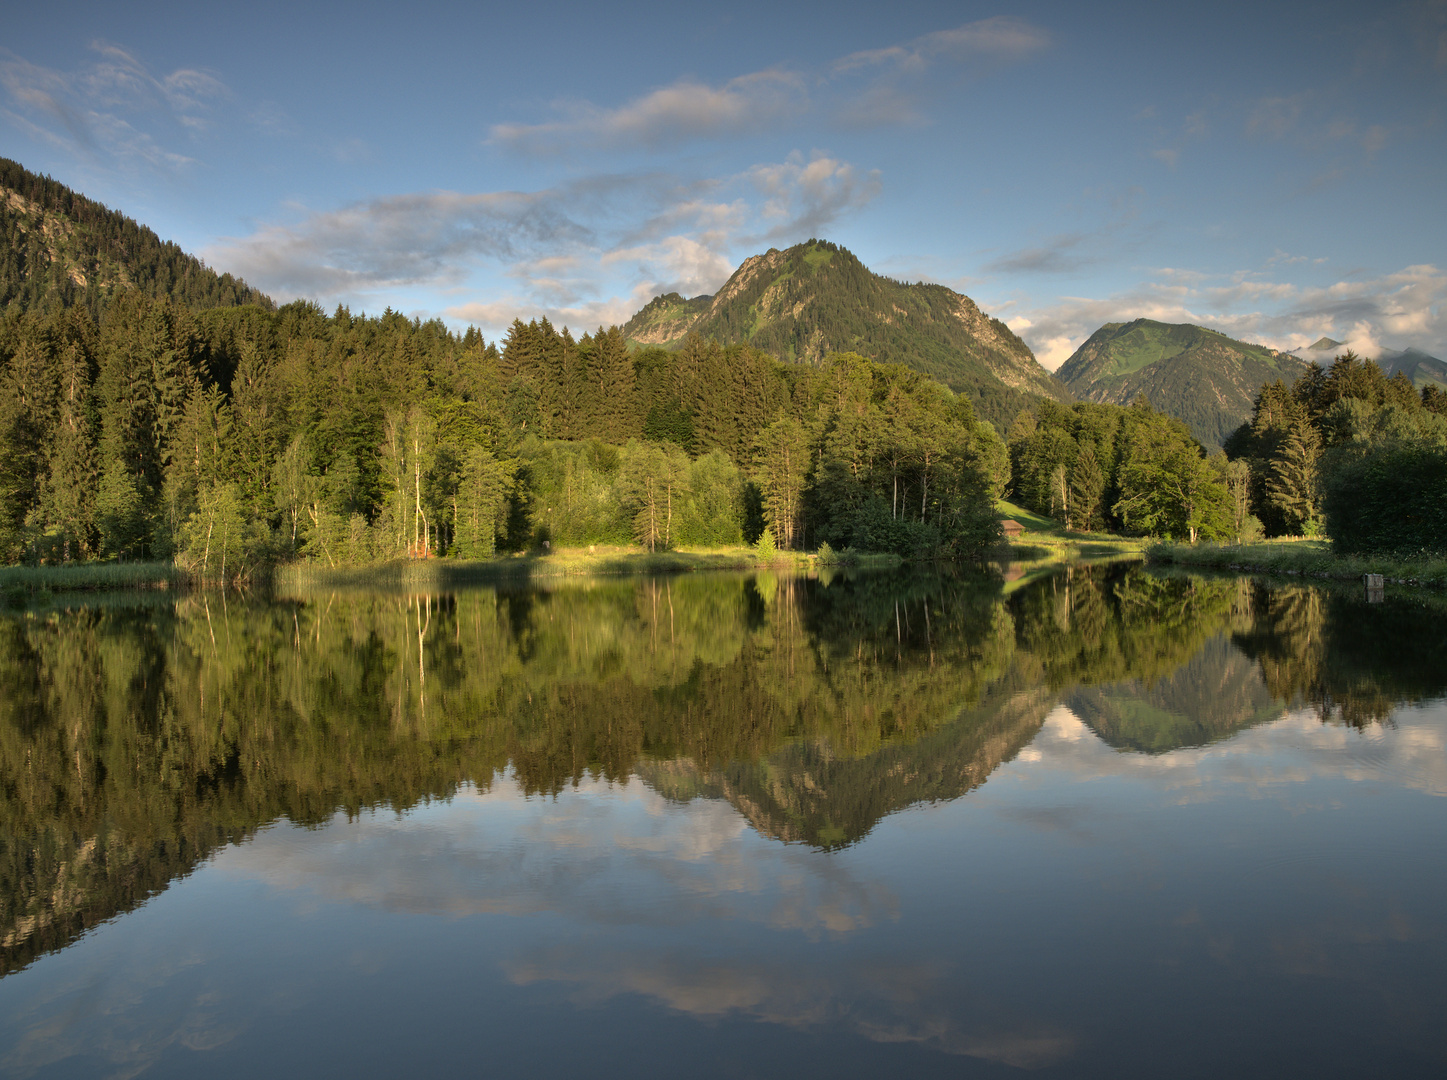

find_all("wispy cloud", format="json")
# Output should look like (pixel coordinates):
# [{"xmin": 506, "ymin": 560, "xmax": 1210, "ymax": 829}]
[
  {"xmin": 490, "ymin": 69, "xmax": 806, "ymax": 154},
  {"xmin": 491, "ymin": 17, "xmax": 1049, "ymax": 154},
  {"xmin": 833, "ymin": 16, "xmax": 1051, "ymax": 74},
  {"xmin": 1002, "ymin": 263, "xmax": 1447, "ymax": 371},
  {"xmin": 207, "ymin": 152, "xmax": 881, "ymax": 333},
  {"xmin": 986, "ymin": 233, "xmax": 1092, "ymax": 275},
  {"xmin": 1246, "ymin": 93, "xmax": 1310, "ymax": 140},
  {"xmin": 0, "ymin": 41, "xmax": 228, "ymax": 171}
]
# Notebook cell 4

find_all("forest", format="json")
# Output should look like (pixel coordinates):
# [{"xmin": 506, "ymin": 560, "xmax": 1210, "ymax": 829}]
[
  {"xmin": 0, "ymin": 296, "xmax": 1006, "ymax": 575},
  {"xmin": 1004, "ymin": 351, "xmax": 1447, "ymax": 552}
]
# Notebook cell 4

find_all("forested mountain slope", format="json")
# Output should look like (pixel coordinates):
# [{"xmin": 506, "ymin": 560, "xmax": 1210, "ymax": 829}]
[
  {"xmin": 622, "ymin": 239, "xmax": 1066, "ymax": 432},
  {"xmin": 1055, "ymin": 319, "xmax": 1307, "ymax": 449},
  {"xmin": 0, "ymin": 158, "xmax": 270, "ymax": 320}
]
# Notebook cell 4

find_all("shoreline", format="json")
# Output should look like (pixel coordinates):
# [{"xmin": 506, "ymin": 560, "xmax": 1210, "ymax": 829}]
[{"xmin": 1147, "ymin": 540, "xmax": 1447, "ymax": 590}]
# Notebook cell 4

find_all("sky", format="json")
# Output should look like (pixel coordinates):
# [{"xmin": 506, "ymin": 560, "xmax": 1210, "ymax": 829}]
[{"xmin": 2, "ymin": 0, "xmax": 1444, "ymax": 368}]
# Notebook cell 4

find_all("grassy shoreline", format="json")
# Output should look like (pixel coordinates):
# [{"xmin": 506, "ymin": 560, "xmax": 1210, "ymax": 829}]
[
  {"xmin": 1, "ymin": 561, "xmax": 186, "ymax": 605},
  {"xmin": 1147, "ymin": 539, "xmax": 1447, "ymax": 589}
]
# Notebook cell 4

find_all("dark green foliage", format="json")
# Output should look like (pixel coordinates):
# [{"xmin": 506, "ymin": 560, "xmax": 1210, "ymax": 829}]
[
  {"xmin": 1321, "ymin": 442, "xmax": 1447, "ymax": 554},
  {"xmin": 1, "ymin": 293, "xmax": 1009, "ymax": 565},
  {"xmin": 0, "ymin": 177, "xmax": 1013, "ymax": 566}
]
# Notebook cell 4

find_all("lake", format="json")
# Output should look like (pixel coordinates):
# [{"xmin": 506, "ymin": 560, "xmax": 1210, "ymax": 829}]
[{"xmin": 2, "ymin": 563, "xmax": 1445, "ymax": 1078}]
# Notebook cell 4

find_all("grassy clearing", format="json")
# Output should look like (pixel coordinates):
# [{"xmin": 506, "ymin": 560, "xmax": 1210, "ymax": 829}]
[
  {"xmin": 1, "ymin": 561, "xmax": 186, "ymax": 607},
  {"xmin": 1148, "ymin": 539, "xmax": 1447, "ymax": 589},
  {"xmin": 996, "ymin": 499, "xmax": 1146, "ymax": 567},
  {"xmin": 273, "ymin": 544, "xmax": 904, "ymax": 593}
]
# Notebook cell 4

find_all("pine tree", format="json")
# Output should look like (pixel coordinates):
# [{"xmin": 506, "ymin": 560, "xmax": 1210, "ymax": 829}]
[
  {"xmin": 1068, "ymin": 444, "xmax": 1105, "ymax": 531},
  {"xmin": 1265, "ymin": 419, "xmax": 1322, "ymax": 535}
]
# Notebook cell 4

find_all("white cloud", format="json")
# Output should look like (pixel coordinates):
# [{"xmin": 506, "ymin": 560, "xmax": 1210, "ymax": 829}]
[
  {"xmin": 1247, "ymin": 93, "xmax": 1310, "ymax": 140},
  {"xmin": 491, "ymin": 69, "xmax": 806, "ymax": 153}
]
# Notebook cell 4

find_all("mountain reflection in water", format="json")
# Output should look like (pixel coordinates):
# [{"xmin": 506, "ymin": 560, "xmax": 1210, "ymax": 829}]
[{"xmin": 1, "ymin": 563, "xmax": 1445, "ymax": 1077}]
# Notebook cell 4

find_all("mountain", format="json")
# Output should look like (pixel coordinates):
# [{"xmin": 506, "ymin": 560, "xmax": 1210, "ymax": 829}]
[
  {"xmin": 1378, "ymin": 347, "xmax": 1447, "ymax": 390},
  {"xmin": 1055, "ymin": 319, "xmax": 1308, "ymax": 449},
  {"xmin": 1291, "ymin": 335, "xmax": 1446, "ymax": 390},
  {"xmin": 0, "ymin": 157, "xmax": 271, "ymax": 319},
  {"xmin": 622, "ymin": 239, "xmax": 1065, "ymax": 432}
]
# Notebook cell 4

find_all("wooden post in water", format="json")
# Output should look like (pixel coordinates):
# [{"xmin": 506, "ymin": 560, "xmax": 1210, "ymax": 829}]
[{"xmin": 1364, "ymin": 573, "xmax": 1385, "ymax": 603}]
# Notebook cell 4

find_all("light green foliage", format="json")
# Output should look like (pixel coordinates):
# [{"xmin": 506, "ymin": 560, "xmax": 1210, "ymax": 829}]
[
  {"xmin": 1115, "ymin": 422, "xmax": 1232, "ymax": 543},
  {"xmin": 621, "ymin": 440, "xmax": 691, "ymax": 551},
  {"xmin": 676, "ymin": 451, "xmax": 746, "ymax": 546},
  {"xmin": 1008, "ymin": 397, "xmax": 1236, "ymax": 540},
  {"xmin": 177, "ymin": 481, "xmax": 264, "ymax": 582},
  {"xmin": 754, "ymin": 416, "xmax": 810, "ymax": 550}
]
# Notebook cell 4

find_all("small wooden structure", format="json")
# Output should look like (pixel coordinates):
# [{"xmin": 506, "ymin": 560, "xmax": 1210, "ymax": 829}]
[{"xmin": 1001, "ymin": 519, "xmax": 1025, "ymax": 538}]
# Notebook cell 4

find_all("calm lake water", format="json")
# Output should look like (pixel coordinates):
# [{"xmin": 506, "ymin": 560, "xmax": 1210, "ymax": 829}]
[{"xmin": 2, "ymin": 563, "xmax": 1445, "ymax": 1078}]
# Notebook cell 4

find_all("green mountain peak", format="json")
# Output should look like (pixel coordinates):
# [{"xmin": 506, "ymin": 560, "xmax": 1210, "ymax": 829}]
[
  {"xmin": 622, "ymin": 238, "xmax": 1065, "ymax": 432},
  {"xmin": 1055, "ymin": 319, "xmax": 1308, "ymax": 449}
]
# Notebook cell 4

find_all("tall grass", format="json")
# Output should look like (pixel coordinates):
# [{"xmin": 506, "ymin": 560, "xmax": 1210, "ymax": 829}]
[
  {"xmin": 1148, "ymin": 540, "xmax": 1447, "ymax": 588},
  {"xmin": 0, "ymin": 561, "xmax": 186, "ymax": 593}
]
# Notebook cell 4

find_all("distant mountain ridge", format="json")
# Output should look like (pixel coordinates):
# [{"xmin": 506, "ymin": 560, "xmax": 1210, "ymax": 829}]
[
  {"xmin": 1055, "ymin": 319, "xmax": 1308, "ymax": 449},
  {"xmin": 622, "ymin": 239, "xmax": 1065, "ymax": 432},
  {"xmin": 1291, "ymin": 336, "xmax": 1446, "ymax": 390},
  {"xmin": 1377, "ymin": 347, "xmax": 1447, "ymax": 390},
  {"xmin": 0, "ymin": 157, "xmax": 271, "ymax": 319}
]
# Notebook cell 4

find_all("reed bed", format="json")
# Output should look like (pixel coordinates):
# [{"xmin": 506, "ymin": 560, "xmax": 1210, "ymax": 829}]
[{"xmin": 1, "ymin": 561, "xmax": 186, "ymax": 606}]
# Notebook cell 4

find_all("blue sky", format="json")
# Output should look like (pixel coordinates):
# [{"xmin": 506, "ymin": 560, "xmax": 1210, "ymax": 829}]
[{"xmin": 2, "ymin": 0, "xmax": 1443, "ymax": 367}]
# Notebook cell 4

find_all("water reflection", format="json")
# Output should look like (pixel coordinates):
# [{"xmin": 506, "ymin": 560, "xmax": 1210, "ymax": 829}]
[{"xmin": 1, "ymin": 563, "xmax": 1445, "ymax": 985}]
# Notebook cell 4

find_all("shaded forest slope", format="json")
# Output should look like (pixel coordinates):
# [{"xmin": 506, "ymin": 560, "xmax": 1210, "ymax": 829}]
[{"xmin": 0, "ymin": 158, "xmax": 271, "ymax": 321}]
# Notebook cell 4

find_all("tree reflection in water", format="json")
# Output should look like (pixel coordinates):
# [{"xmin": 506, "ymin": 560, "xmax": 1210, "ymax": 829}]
[{"xmin": 2, "ymin": 563, "xmax": 1444, "ymax": 976}]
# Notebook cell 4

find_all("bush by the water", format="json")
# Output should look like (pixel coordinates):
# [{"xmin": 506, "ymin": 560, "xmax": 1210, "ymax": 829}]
[{"xmin": 1323, "ymin": 441, "xmax": 1447, "ymax": 554}]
